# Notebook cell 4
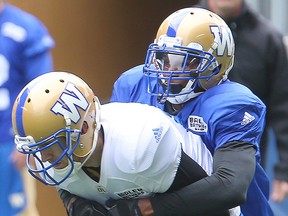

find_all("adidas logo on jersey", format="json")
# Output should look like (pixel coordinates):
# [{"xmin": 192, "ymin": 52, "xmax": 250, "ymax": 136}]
[
  {"xmin": 152, "ymin": 127, "xmax": 163, "ymax": 143},
  {"xmin": 241, "ymin": 112, "xmax": 255, "ymax": 125}
]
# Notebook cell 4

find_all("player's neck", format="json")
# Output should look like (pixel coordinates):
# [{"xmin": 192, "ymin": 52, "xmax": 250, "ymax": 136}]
[
  {"xmin": 171, "ymin": 103, "xmax": 184, "ymax": 111},
  {"xmin": 164, "ymin": 101, "xmax": 184, "ymax": 115},
  {"xmin": 83, "ymin": 128, "xmax": 104, "ymax": 167}
]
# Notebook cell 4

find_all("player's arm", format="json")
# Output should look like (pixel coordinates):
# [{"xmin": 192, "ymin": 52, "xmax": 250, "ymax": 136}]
[
  {"xmin": 107, "ymin": 141, "xmax": 255, "ymax": 216},
  {"xmin": 148, "ymin": 141, "xmax": 256, "ymax": 215},
  {"xmin": 58, "ymin": 188, "xmax": 108, "ymax": 216},
  {"xmin": 107, "ymin": 149, "xmax": 232, "ymax": 216},
  {"xmin": 23, "ymin": 18, "xmax": 54, "ymax": 80}
]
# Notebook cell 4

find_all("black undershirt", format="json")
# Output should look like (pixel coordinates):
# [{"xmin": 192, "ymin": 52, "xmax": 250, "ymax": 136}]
[
  {"xmin": 151, "ymin": 141, "xmax": 256, "ymax": 216},
  {"xmin": 82, "ymin": 166, "xmax": 101, "ymax": 182}
]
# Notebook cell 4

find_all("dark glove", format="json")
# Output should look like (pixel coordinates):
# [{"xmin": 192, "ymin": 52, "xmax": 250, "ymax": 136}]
[
  {"xmin": 106, "ymin": 199, "xmax": 142, "ymax": 216},
  {"xmin": 68, "ymin": 198, "xmax": 108, "ymax": 216},
  {"xmin": 58, "ymin": 189, "xmax": 108, "ymax": 216}
]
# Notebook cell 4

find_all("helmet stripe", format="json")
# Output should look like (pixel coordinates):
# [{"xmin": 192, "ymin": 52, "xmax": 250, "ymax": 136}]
[
  {"xmin": 167, "ymin": 9, "xmax": 189, "ymax": 37},
  {"xmin": 15, "ymin": 88, "xmax": 29, "ymax": 137},
  {"xmin": 167, "ymin": 23, "xmax": 177, "ymax": 37}
]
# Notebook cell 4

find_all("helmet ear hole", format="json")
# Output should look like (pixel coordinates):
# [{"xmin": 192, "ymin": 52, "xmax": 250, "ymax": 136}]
[{"xmin": 81, "ymin": 121, "xmax": 89, "ymax": 135}]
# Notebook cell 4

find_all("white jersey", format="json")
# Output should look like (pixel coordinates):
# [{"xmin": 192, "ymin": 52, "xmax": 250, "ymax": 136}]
[{"xmin": 57, "ymin": 103, "xmax": 213, "ymax": 206}]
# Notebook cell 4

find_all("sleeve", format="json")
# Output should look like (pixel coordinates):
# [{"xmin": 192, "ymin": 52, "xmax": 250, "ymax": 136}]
[
  {"xmin": 166, "ymin": 150, "xmax": 208, "ymax": 192},
  {"xmin": 267, "ymin": 33, "xmax": 288, "ymax": 181},
  {"xmin": 23, "ymin": 17, "xmax": 55, "ymax": 58},
  {"xmin": 208, "ymin": 102, "xmax": 266, "ymax": 158},
  {"xmin": 57, "ymin": 188, "xmax": 75, "ymax": 210},
  {"xmin": 22, "ymin": 50, "xmax": 54, "ymax": 81},
  {"xmin": 21, "ymin": 17, "xmax": 55, "ymax": 81},
  {"xmin": 149, "ymin": 141, "xmax": 256, "ymax": 216},
  {"xmin": 57, "ymin": 188, "xmax": 108, "ymax": 216}
]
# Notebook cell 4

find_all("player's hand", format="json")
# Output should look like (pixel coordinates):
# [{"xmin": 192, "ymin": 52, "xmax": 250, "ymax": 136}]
[
  {"xmin": 58, "ymin": 189, "xmax": 108, "ymax": 216},
  {"xmin": 68, "ymin": 197, "xmax": 108, "ymax": 216},
  {"xmin": 106, "ymin": 199, "xmax": 143, "ymax": 216},
  {"xmin": 271, "ymin": 179, "xmax": 288, "ymax": 202}
]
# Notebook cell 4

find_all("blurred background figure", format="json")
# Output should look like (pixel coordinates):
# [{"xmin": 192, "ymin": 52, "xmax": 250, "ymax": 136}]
[
  {"xmin": 284, "ymin": 35, "xmax": 288, "ymax": 56},
  {"xmin": 196, "ymin": 0, "xmax": 288, "ymax": 215},
  {"xmin": 0, "ymin": 1, "xmax": 54, "ymax": 215}
]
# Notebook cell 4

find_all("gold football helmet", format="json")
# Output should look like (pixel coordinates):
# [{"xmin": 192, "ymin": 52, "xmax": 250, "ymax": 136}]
[
  {"xmin": 143, "ymin": 7, "xmax": 235, "ymax": 104},
  {"xmin": 12, "ymin": 72, "xmax": 101, "ymax": 186}
]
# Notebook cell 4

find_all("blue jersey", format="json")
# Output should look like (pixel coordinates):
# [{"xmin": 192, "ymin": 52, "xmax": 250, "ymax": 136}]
[
  {"xmin": 0, "ymin": 4, "xmax": 54, "ymax": 215},
  {"xmin": 111, "ymin": 64, "xmax": 273, "ymax": 216},
  {"xmin": 0, "ymin": 3, "xmax": 55, "ymax": 143}
]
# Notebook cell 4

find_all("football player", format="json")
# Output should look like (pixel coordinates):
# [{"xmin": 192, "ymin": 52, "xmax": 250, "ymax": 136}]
[
  {"xmin": 110, "ymin": 7, "xmax": 273, "ymax": 216},
  {"xmin": 12, "ymin": 72, "xmax": 236, "ymax": 216}
]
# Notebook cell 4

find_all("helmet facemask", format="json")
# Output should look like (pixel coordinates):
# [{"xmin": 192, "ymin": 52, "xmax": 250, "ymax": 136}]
[
  {"xmin": 144, "ymin": 36, "xmax": 219, "ymax": 104},
  {"xmin": 15, "ymin": 122, "xmax": 82, "ymax": 186}
]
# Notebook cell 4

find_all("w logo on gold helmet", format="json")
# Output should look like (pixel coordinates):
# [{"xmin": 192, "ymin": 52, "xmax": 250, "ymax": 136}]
[
  {"xmin": 12, "ymin": 72, "xmax": 101, "ymax": 186},
  {"xmin": 143, "ymin": 8, "xmax": 235, "ymax": 104}
]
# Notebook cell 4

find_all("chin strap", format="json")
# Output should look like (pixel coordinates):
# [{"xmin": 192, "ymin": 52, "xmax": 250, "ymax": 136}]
[{"xmin": 166, "ymin": 80, "xmax": 204, "ymax": 104}]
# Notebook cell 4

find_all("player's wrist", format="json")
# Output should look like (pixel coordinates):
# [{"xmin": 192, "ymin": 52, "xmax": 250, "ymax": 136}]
[
  {"xmin": 138, "ymin": 198, "xmax": 154, "ymax": 216},
  {"xmin": 66, "ymin": 196, "xmax": 78, "ymax": 211},
  {"xmin": 58, "ymin": 189, "xmax": 76, "ymax": 209}
]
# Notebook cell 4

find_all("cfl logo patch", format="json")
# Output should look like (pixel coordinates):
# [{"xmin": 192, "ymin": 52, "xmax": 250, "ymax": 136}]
[
  {"xmin": 97, "ymin": 186, "xmax": 107, "ymax": 194},
  {"xmin": 188, "ymin": 115, "xmax": 207, "ymax": 132}
]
